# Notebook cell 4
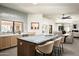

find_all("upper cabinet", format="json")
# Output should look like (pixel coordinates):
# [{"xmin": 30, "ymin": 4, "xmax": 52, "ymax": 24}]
[{"xmin": 1, "ymin": 20, "xmax": 13, "ymax": 33}]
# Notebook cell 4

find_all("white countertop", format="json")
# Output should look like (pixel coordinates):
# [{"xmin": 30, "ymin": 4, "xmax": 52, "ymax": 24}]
[{"xmin": 0, "ymin": 33, "xmax": 28, "ymax": 37}]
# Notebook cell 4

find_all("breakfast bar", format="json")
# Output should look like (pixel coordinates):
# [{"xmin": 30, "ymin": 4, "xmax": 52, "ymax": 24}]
[{"xmin": 17, "ymin": 35, "xmax": 63, "ymax": 56}]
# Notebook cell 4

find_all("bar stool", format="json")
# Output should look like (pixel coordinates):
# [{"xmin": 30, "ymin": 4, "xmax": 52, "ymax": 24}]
[
  {"xmin": 53, "ymin": 37, "xmax": 63, "ymax": 56},
  {"xmin": 35, "ymin": 41, "xmax": 54, "ymax": 56},
  {"xmin": 60, "ymin": 37, "xmax": 64, "ymax": 54}
]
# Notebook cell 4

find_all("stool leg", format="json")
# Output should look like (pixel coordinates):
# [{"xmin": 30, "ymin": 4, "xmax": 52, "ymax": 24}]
[{"xmin": 58, "ymin": 47, "xmax": 61, "ymax": 56}]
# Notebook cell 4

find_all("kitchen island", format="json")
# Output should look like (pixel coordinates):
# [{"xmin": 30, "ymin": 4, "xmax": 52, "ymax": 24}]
[{"xmin": 17, "ymin": 35, "xmax": 62, "ymax": 56}]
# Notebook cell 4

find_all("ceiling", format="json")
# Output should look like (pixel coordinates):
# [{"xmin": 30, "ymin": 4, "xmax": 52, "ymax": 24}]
[{"xmin": 0, "ymin": 3, "xmax": 79, "ymax": 19}]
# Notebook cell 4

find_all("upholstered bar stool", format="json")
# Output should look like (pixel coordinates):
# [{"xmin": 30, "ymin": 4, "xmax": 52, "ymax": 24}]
[
  {"xmin": 35, "ymin": 41, "xmax": 55, "ymax": 56},
  {"xmin": 60, "ymin": 37, "xmax": 64, "ymax": 54},
  {"xmin": 53, "ymin": 37, "xmax": 63, "ymax": 56}
]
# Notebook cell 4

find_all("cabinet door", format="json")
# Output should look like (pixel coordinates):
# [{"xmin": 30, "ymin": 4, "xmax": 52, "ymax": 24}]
[
  {"xmin": 0, "ymin": 37, "xmax": 11, "ymax": 49},
  {"xmin": 11, "ymin": 36, "xmax": 17, "ymax": 47},
  {"xmin": 17, "ymin": 39, "xmax": 35, "ymax": 56},
  {"xmin": 17, "ymin": 39, "xmax": 24, "ymax": 56},
  {"xmin": 0, "ymin": 38, "xmax": 2, "ymax": 50},
  {"xmin": 6, "ymin": 37, "xmax": 11, "ymax": 48},
  {"xmin": 23, "ymin": 41, "xmax": 35, "ymax": 56},
  {"xmin": 1, "ymin": 37, "xmax": 7, "ymax": 49}
]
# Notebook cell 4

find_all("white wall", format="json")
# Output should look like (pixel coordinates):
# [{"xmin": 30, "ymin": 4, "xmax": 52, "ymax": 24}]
[
  {"xmin": 72, "ymin": 15, "xmax": 79, "ymax": 30},
  {"xmin": 55, "ymin": 23, "xmax": 62, "ymax": 32},
  {"xmin": 53, "ymin": 14, "xmax": 73, "ymax": 32},
  {"xmin": 54, "ymin": 14, "xmax": 79, "ymax": 32},
  {"xmin": 27, "ymin": 13, "xmax": 79, "ymax": 34},
  {"xmin": 27, "ymin": 14, "xmax": 55, "ymax": 35},
  {"xmin": 42, "ymin": 17, "xmax": 55, "ymax": 34}
]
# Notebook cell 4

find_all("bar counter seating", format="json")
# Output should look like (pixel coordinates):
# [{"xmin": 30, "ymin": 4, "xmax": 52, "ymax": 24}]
[{"xmin": 17, "ymin": 32, "xmax": 65, "ymax": 56}]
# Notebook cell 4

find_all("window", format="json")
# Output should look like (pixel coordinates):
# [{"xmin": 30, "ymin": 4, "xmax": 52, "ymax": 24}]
[
  {"xmin": 31, "ymin": 22, "xmax": 39, "ymax": 30},
  {"xmin": 49, "ymin": 25, "xmax": 52, "ymax": 34},
  {"xmin": 58, "ymin": 26, "xmax": 64, "ymax": 31},
  {"xmin": 14, "ymin": 21, "xmax": 23, "ymax": 33},
  {"xmin": 1, "ymin": 20, "xmax": 13, "ymax": 33}
]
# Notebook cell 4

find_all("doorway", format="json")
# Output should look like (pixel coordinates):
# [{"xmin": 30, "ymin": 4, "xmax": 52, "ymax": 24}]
[{"xmin": 49, "ymin": 25, "xmax": 52, "ymax": 34}]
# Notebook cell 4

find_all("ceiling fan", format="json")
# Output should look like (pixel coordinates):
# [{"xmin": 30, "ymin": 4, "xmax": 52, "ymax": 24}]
[{"xmin": 61, "ymin": 14, "xmax": 72, "ymax": 19}]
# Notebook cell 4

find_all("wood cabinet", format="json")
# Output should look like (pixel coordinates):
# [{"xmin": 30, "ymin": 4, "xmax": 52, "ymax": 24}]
[
  {"xmin": 0, "ymin": 38, "xmax": 2, "ymax": 50},
  {"xmin": 11, "ymin": 36, "xmax": 17, "ymax": 47},
  {"xmin": 6, "ymin": 37, "xmax": 11, "ymax": 48},
  {"xmin": 1, "ymin": 37, "xmax": 7, "ymax": 49},
  {"xmin": 0, "ymin": 35, "xmax": 19, "ymax": 50},
  {"xmin": 0, "ymin": 37, "xmax": 11, "ymax": 49},
  {"xmin": 17, "ymin": 39, "xmax": 36, "ymax": 56}
]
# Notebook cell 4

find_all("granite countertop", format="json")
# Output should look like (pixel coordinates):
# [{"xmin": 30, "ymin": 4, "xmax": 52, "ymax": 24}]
[{"xmin": 18, "ymin": 35, "xmax": 61, "ymax": 44}]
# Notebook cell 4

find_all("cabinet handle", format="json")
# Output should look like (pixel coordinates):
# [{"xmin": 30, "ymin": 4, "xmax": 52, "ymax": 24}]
[{"xmin": 20, "ymin": 42, "xmax": 22, "ymax": 45}]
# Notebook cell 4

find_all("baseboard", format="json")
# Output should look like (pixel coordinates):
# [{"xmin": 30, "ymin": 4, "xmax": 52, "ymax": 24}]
[
  {"xmin": 0, "ymin": 46, "xmax": 17, "ymax": 51},
  {"xmin": 74, "ymin": 37, "xmax": 79, "ymax": 38}
]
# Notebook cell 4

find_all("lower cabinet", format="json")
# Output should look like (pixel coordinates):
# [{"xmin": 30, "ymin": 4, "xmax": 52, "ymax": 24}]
[
  {"xmin": 6, "ymin": 37, "xmax": 11, "ymax": 48},
  {"xmin": 11, "ymin": 36, "xmax": 17, "ymax": 47},
  {"xmin": 0, "ymin": 35, "xmax": 19, "ymax": 50},
  {"xmin": 1, "ymin": 37, "xmax": 7, "ymax": 49},
  {"xmin": 0, "ymin": 38, "xmax": 2, "ymax": 50},
  {"xmin": 17, "ymin": 39, "xmax": 36, "ymax": 56}
]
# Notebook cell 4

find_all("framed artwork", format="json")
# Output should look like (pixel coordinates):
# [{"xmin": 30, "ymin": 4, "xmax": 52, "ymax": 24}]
[
  {"xmin": 14, "ymin": 21, "xmax": 23, "ymax": 33},
  {"xmin": 1, "ymin": 20, "xmax": 13, "ymax": 33},
  {"xmin": 31, "ymin": 22, "xmax": 39, "ymax": 30}
]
